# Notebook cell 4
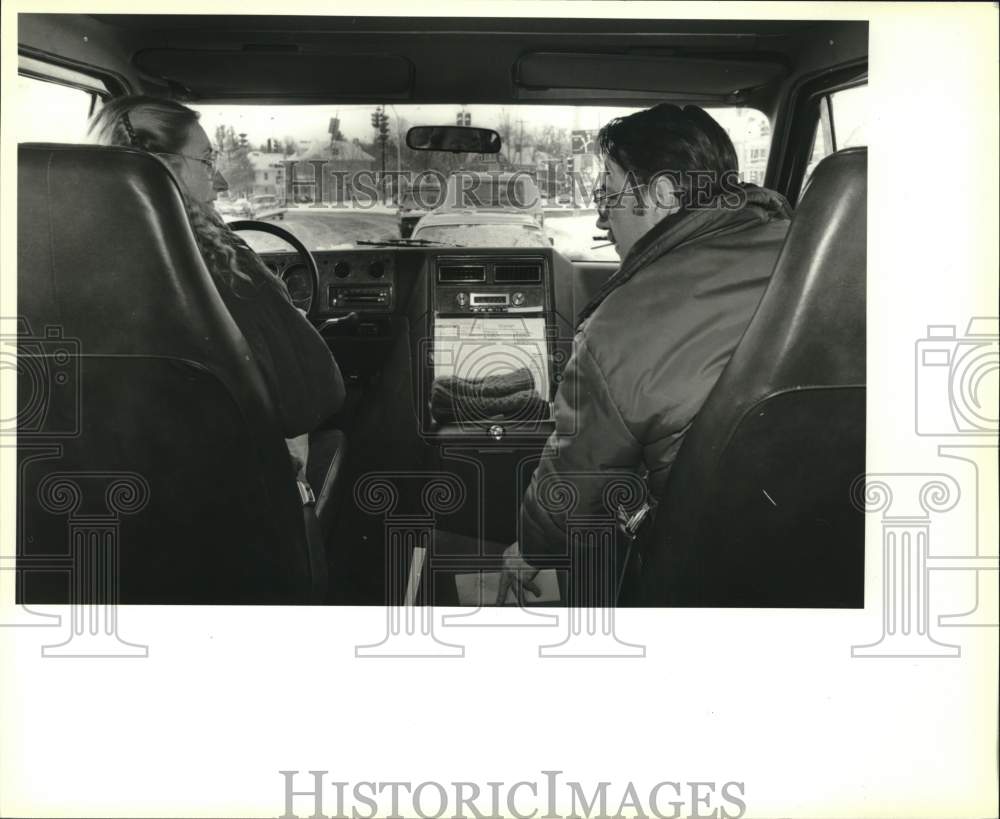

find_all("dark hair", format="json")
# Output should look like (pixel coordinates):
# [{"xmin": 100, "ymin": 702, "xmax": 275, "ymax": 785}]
[
  {"xmin": 596, "ymin": 104, "xmax": 740, "ymax": 209},
  {"xmin": 88, "ymin": 95, "xmax": 251, "ymax": 290}
]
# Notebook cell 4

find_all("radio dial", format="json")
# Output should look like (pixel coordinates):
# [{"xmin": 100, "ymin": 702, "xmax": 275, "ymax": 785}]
[
  {"xmin": 455, "ymin": 292, "xmax": 469, "ymax": 307},
  {"xmin": 511, "ymin": 291, "xmax": 526, "ymax": 307}
]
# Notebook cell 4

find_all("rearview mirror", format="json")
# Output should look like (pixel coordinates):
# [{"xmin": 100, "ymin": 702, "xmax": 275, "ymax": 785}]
[{"xmin": 406, "ymin": 126, "xmax": 502, "ymax": 154}]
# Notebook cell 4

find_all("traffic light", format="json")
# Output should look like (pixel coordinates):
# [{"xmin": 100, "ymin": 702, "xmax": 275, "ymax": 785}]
[
  {"xmin": 457, "ymin": 111, "xmax": 471, "ymax": 126},
  {"xmin": 464, "ymin": 112, "xmax": 471, "ymax": 126},
  {"xmin": 566, "ymin": 156, "xmax": 575, "ymax": 173}
]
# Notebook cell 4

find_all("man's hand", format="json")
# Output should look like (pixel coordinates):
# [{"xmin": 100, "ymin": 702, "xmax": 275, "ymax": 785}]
[{"xmin": 496, "ymin": 541, "xmax": 541, "ymax": 605}]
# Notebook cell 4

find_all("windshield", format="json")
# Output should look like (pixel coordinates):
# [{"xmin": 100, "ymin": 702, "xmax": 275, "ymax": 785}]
[
  {"xmin": 401, "ymin": 185, "xmax": 443, "ymax": 210},
  {"xmin": 193, "ymin": 104, "xmax": 772, "ymax": 261},
  {"xmin": 414, "ymin": 223, "xmax": 550, "ymax": 248},
  {"xmin": 443, "ymin": 176, "xmax": 539, "ymax": 210}
]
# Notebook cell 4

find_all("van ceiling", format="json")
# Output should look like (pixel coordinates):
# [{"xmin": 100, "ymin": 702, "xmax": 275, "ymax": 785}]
[{"xmin": 26, "ymin": 15, "xmax": 868, "ymax": 108}]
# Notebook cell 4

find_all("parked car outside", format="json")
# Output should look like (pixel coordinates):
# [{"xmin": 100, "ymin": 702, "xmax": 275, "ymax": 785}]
[
  {"xmin": 397, "ymin": 180, "xmax": 444, "ymax": 237},
  {"xmin": 411, "ymin": 210, "xmax": 552, "ymax": 247},
  {"xmin": 215, "ymin": 196, "xmax": 251, "ymax": 219},
  {"xmin": 250, "ymin": 194, "xmax": 286, "ymax": 221},
  {"xmin": 439, "ymin": 171, "xmax": 545, "ymax": 227}
]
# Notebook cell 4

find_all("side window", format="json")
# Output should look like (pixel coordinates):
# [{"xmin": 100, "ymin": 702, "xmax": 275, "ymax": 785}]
[
  {"xmin": 713, "ymin": 107, "xmax": 772, "ymax": 187},
  {"xmin": 800, "ymin": 83, "xmax": 868, "ymax": 195},
  {"xmin": 17, "ymin": 74, "xmax": 101, "ymax": 143}
]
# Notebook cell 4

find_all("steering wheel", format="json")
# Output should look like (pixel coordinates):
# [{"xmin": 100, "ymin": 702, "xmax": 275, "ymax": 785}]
[{"xmin": 228, "ymin": 219, "xmax": 319, "ymax": 316}]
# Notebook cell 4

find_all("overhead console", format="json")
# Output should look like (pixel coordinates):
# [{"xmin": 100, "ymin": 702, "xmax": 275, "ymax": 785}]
[{"xmin": 424, "ymin": 252, "xmax": 557, "ymax": 441}]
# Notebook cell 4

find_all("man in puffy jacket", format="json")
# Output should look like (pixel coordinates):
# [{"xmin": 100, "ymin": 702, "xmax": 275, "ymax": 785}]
[{"xmin": 499, "ymin": 103, "xmax": 792, "ymax": 604}]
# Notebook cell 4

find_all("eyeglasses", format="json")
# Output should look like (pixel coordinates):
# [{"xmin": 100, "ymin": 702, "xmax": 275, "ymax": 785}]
[
  {"xmin": 591, "ymin": 181, "xmax": 647, "ymax": 209},
  {"xmin": 156, "ymin": 151, "xmax": 218, "ymax": 174}
]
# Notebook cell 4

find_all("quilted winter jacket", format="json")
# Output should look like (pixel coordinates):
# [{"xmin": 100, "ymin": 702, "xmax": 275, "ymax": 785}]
[{"xmin": 519, "ymin": 185, "xmax": 792, "ymax": 563}]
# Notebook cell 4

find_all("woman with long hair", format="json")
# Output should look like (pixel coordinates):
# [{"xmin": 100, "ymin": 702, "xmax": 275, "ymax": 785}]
[{"xmin": 88, "ymin": 95, "xmax": 344, "ymax": 486}]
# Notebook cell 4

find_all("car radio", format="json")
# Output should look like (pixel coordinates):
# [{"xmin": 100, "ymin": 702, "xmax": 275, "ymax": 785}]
[
  {"xmin": 437, "ymin": 286, "xmax": 545, "ymax": 314},
  {"xmin": 328, "ymin": 285, "xmax": 391, "ymax": 309}
]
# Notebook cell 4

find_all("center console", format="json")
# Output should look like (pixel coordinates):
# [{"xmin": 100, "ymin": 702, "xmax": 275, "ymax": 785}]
[{"xmin": 424, "ymin": 253, "xmax": 557, "ymax": 441}]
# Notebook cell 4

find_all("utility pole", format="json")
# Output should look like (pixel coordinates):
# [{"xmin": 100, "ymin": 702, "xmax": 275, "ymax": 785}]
[
  {"xmin": 371, "ymin": 105, "xmax": 390, "ymax": 203},
  {"xmin": 389, "ymin": 104, "xmax": 402, "ymax": 204}
]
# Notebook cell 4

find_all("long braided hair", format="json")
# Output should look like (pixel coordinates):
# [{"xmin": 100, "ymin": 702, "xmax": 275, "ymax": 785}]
[{"xmin": 88, "ymin": 95, "xmax": 253, "ymax": 291}]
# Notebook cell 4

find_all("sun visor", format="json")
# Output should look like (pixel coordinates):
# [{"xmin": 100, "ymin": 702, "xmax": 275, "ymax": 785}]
[
  {"xmin": 514, "ymin": 51, "xmax": 788, "ymax": 100},
  {"xmin": 134, "ymin": 49, "xmax": 414, "ymax": 99}
]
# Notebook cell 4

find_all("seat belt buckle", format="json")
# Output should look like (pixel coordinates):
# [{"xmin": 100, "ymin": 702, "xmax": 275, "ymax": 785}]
[
  {"xmin": 296, "ymin": 480, "xmax": 316, "ymax": 506},
  {"xmin": 616, "ymin": 498, "xmax": 655, "ymax": 541}
]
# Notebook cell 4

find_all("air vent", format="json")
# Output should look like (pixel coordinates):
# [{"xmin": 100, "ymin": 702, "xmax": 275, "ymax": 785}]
[
  {"xmin": 494, "ymin": 263, "xmax": 542, "ymax": 283},
  {"xmin": 438, "ymin": 264, "xmax": 486, "ymax": 283}
]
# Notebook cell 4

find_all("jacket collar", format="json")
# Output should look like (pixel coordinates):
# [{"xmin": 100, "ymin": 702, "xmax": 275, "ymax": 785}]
[{"xmin": 577, "ymin": 184, "xmax": 791, "ymax": 329}]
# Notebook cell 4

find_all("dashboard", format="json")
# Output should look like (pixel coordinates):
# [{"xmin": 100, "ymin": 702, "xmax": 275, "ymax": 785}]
[
  {"xmin": 254, "ymin": 246, "xmax": 600, "ymax": 441},
  {"xmin": 259, "ymin": 250, "xmax": 397, "ymax": 315}
]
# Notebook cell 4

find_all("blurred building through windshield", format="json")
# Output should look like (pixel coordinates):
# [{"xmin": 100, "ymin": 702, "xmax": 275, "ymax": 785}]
[{"xmin": 192, "ymin": 104, "xmax": 772, "ymax": 208}]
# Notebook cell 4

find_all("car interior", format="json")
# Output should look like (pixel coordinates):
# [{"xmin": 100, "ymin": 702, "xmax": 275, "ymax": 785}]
[{"xmin": 15, "ymin": 14, "xmax": 868, "ymax": 606}]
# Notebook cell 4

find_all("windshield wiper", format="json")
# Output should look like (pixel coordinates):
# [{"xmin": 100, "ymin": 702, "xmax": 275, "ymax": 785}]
[{"xmin": 356, "ymin": 238, "xmax": 463, "ymax": 248}]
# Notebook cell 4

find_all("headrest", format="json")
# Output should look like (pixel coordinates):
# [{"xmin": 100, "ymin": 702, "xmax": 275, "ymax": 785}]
[
  {"xmin": 17, "ymin": 142, "xmax": 253, "ymax": 376},
  {"xmin": 712, "ymin": 146, "xmax": 867, "ymax": 402}
]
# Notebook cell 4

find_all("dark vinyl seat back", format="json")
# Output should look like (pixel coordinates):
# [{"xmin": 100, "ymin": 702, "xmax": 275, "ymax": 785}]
[
  {"xmin": 16, "ymin": 143, "xmax": 313, "ymax": 603},
  {"xmin": 639, "ymin": 147, "xmax": 867, "ymax": 607}
]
